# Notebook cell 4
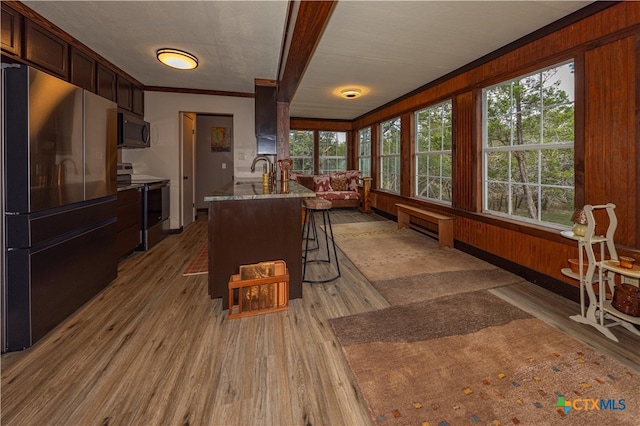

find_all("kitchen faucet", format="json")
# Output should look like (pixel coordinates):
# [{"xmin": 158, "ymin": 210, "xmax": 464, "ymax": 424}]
[{"xmin": 250, "ymin": 155, "xmax": 271, "ymax": 173}]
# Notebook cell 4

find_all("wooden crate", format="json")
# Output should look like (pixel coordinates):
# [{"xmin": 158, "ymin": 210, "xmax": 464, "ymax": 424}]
[{"xmin": 228, "ymin": 260, "xmax": 289, "ymax": 319}]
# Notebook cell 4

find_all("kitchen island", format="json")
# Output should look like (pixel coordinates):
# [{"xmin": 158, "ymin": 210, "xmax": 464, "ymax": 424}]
[{"xmin": 205, "ymin": 179, "xmax": 315, "ymax": 308}]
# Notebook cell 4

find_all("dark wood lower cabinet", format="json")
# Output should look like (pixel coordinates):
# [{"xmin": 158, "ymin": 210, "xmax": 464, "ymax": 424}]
[
  {"xmin": 117, "ymin": 187, "xmax": 142, "ymax": 259},
  {"xmin": 208, "ymin": 197, "xmax": 303, "ymax": 308}
]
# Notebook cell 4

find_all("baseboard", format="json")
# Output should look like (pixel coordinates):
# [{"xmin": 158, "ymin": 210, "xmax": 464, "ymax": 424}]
[
  {"xmin": 373, "ymin": 207, "xmax": 395, "ymax": 221},
  {"xmin": 455, "ymin": 241, "xmax": 580, "ymax": 304},
  {"xmin": 374, "ymin": 207, "xmax": 580, "ymax": 303}
]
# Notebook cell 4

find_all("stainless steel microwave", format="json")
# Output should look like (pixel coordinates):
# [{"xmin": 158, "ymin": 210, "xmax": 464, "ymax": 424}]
[{"xmin": 118, "ymin": 112, "xmax": 150, "ymax": 148}]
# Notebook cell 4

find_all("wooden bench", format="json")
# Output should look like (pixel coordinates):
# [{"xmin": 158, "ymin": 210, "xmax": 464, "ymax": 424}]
[{"xmin": 396, "ymin": 203, "xmax": 454, "ymax": 249}]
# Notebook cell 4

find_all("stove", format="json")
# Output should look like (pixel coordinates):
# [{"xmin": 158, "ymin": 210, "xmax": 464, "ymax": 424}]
[
  {"xmin": 117, "ymin": 163, "xmax": 170, "ymax": 251},
  {"xmin": 131, "ymin": 174, "xmax": 171, "ymax": 185}
]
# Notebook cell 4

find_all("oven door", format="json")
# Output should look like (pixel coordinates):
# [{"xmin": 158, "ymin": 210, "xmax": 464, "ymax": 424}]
[{"xmin": 146, "ymin": 182, "xmax": 170, "ymax": 229}]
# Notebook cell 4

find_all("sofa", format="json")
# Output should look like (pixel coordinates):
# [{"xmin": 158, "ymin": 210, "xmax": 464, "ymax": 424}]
[{"xmin": 291, "ymin": 170, "xmax": 369, "ymax": 209}]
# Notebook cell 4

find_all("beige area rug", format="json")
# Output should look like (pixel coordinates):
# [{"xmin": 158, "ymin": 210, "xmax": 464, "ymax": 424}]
[
  {"xmin": 330, "ymin": 291, "xmax": 640, "ymax": 425},
  {"xmin": 331, "ymin": 221, "xmax": 524, "ymax": 303}
]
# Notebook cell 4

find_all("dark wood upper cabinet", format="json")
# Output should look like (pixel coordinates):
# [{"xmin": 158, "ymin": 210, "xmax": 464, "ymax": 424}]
[
  {"xmin": 24, "ymin": 19, "xmax": 69, "ymax": 79},
  {"xmin": 132, "ymin": 85, "xmax": 144, "ymax": 117},
  {"xmin": 70, "ymin": 48, "xmax": 95, "ymax": 92},
  {"xmin": 117, "ymin": 75, "xmax": 132, "ymax": 111},
  {"xmin": 96, "ymin": 63, "xmax": 117, "ymax": 102},
  {"xmin": 1, "ymin": 3, "xmax": 22, "ymax": 57}
]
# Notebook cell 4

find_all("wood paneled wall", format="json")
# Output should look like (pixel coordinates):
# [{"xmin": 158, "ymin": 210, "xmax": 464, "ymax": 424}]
[
  {"xmin": 583, "ymin": 36, "xmax": 638, "ymax": 248},
  {"xmin": 292, "ymin": 2, "xmax": 640, "ymax": 291},
  {"xmin": 453, "ymin": 91, "xmax": 479, "ymax": 212}
]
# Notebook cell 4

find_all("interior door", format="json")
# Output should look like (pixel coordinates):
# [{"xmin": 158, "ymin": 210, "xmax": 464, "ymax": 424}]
[{"xmin": 181, "ymin": 112, "xmax": 195, "ymax": 228}]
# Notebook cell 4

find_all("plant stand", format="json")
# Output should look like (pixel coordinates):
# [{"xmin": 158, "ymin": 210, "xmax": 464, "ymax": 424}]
[{"xmin": 561, "ymin": 203, "xmax": 640, "ymax": 342}]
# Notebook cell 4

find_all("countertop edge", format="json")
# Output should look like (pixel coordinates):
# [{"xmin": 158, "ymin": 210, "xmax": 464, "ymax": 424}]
[{"xmin": 204, "ymin": 180, "xmax": 315, "ymax": 202}]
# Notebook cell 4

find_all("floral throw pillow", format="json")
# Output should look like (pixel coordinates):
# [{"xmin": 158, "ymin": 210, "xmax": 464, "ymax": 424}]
[
  {"xmin": 330, "ymin": 175, "xmax": 348, "ymax": 191},
  {"xmin": 313, "ymin": 175, "xmax": 333, "ymax": 192},
  {"xmin": 345, "ymin": 170, "xmax": 361, "ymax": 191}
]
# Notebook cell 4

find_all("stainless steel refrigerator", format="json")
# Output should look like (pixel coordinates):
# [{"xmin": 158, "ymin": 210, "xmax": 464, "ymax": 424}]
[{"xmin": 1, "ymin": 64, "xmax": 118, "ymax": 352}]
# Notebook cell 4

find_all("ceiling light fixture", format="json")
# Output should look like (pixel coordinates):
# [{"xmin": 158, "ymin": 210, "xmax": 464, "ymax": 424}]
[
  {"xmin": 340, "ymin": 88, "xmax": 362, "ymax": 99},
  {"xmin": 156, "ymin": 48, "xmax": 198, "ymax": 70}
]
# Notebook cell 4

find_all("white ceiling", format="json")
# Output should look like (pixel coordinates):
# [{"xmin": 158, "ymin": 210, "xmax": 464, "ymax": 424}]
[{"xmin": 23, "ymin": 0, "xmax": 594, "ymax": 120}]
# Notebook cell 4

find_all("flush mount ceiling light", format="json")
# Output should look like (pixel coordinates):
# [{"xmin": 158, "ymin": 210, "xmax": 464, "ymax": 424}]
[
  {"xmin": 156, "ymin": 48, "xmax": 198, "ymax": 70},
  {"xmin": 340, "ymin": 88, "xmax": 362, "ymax": 99}
]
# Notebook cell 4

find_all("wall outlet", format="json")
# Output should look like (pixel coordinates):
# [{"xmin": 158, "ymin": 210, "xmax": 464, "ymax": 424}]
[{"xmin": 239, "ymin": 152, "xmax": 246, "ymax": 161}]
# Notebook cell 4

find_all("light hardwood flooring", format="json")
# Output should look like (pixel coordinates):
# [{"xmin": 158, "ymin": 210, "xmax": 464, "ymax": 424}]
[{"xmin": 2, "ymin": 209, "xmax": 639, "ymax": 426}]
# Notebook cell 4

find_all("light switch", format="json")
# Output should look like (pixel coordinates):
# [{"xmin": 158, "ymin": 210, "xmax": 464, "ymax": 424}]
[{"xmin": 222, "ymin": 163, "xmax": 226, "ymax": 169}]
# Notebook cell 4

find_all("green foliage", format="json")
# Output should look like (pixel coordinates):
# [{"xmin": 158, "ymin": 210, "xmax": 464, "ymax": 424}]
[
  {"xmin": 289, "ymin": 130, "xmax": 313, "ymax": 173},
  {"xmin": 484, "ymin": 62, "xmax": 575, "ymax": 224},
  {"xmin": 380, "ymin": 118, "xmax": 401, "ymax": 192},
  {"xmin": 415, "ymin": 101, "xmax": 453, "ymax": 202}
]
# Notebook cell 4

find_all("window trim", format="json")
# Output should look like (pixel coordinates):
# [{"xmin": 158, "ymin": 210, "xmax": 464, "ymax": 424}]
[
  {"xmin": 318, "ymin": 130, "xmax": 348, "ymax": 174},
  {"xmin": 288, "ymin": 129, "xmax": 314, "ymax": 174},
  {"xmin": 358, "ymin": 126, "xmax": 372, "ymax": 178},
  {"xmin": 414, "ymin": 99, "xmax": 453, "ymax": 205},
  {"xmin": 379, "ymin": 117, "xmax": 401, "ymax": 194},
  {"xmin": 481, "ymin": 60, "xmax": 575, "ymax": 228}
]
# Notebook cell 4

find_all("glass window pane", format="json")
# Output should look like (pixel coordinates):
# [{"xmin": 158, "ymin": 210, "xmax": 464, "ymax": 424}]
[
  {"xmin": 358, "ymin": 127, "xmax": 371, "ymax": 178},
  {"xmin": 415, "ymin": 175, "xmax": 428, "ymax": 198},
  {"xmin": 486, "ymin": 151, "xmax": 509, "ymax": 182},
  {"xmin": 540, "ymin": 186, "xmax": 574, "ymax": 226},
  {"xmin": 511, "ymin": 184, "xmax": 539, "ymax": 220},
  {"xmin": 483, "ymin": 60, "xmax": 574, "ymax": 227},
  {"xmin": 319, "ymin": 131, "xmax": 347, "ymax": 174},
  {"xmin": 541, "ymin": 148, "xmax": 573, "ymax": 186},
  {"xmin": 380, "ymin": 118, "xmax": 401, "ymax": 193},
  {"xmin": 413, "ymin": 100, "xmax": 452, "ymax": 203},
  {"xmin": 289, "ymin": 130, "xmax": 314, "ymax": 174},
  {"xmin": 486, "ymin": 115, "xmax": 513, "ymax": 148},
  {"xmin": 510, "ymin": 150, "xmax": 539, "ymax": 185},
  {"xmin": 442, "ymin": 177, "xmax": 452, "ymax": 202},
  {"xmin": 487, "ymin": 182, "xmax": 509, "ymax": 214}
]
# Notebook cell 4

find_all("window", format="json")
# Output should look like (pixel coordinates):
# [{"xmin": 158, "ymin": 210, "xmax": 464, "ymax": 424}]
[
  {"xmin": 289, "ymin": 130, "xmax": 314, "ymax": 174},
  {"xmin": 358, "ymin": 127, "xmax": 371, "ymax": 178},
  {"xmin": 415, "ymin": 101, "xmax": 452, "ymax": 204},
  {"xmin": 483, "ymin": 61, "xmax": 575, "ymax": 226},
  {"xmin": 380, "ymin": 117, "xmax": 401, "ymax": 193},
  {"xmin": 319, "ymin": 131, "xmax": 347, "ymax": 174}
]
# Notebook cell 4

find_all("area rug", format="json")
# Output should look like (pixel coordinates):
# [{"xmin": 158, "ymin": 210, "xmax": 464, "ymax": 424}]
[
  {"xmin": 330, "ymin": 290, "xmax": 639, "ymax": 425},
  {"xmin": 331, "ymin": 221, "xmax": 524, "ymax": 303},
  {"xmin": 182, "ymin": 243, "xmax": 208, "ymax": 276}
]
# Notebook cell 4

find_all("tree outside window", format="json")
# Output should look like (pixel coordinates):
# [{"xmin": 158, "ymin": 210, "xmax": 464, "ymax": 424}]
[
  {"xmin": 415, "ymin": 101, "xmax": 452, "ymax": 204},
  {"xmin": 483, "ymin": 61, "xmax": 575, "ymax": 226},
  {"xmin": 319, "ymin": 131, "xmax": 347, "ymax": 174},
  {"xmin": 358, "ymin": 127, "xmax": 371, "ymax": 178},
  {"xmin": 289, "ymin": 130, "xmax": 314, "ymax": 174},
  {"xmin": 380, "ymin": 118, "xmax": 401, "ymax": 193}
]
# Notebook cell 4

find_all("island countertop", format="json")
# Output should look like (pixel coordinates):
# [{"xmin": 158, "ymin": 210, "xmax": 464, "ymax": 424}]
[{"xmin": 204, "ymin": 179, "xmax": 315, "ymax": 201}]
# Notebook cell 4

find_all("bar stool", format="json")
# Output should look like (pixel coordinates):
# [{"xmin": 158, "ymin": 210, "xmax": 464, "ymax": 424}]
[{"xmin": 302, "ymin": 198, "xmax": 340, "ymax": 283}]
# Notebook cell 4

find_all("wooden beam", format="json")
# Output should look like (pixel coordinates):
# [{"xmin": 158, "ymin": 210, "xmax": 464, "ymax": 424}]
[{"xmin": 278, "ymin": 0, "xmax": 336, "ymax": 103}]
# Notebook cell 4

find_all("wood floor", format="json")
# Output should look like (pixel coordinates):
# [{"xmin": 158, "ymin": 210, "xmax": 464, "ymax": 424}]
[{"xmin": 1, "ymin": 209, "xmax": 638, "ymax": 426}]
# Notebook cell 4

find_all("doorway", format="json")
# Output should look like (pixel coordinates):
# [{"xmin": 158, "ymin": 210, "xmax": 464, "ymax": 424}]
[
  {"xmin": 195, "ymin": 114, "xmax": 234, "ymax": 211},
  {"xmin": 181, "ymin": 112, "xmax": 196, "ymax": 228}
]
